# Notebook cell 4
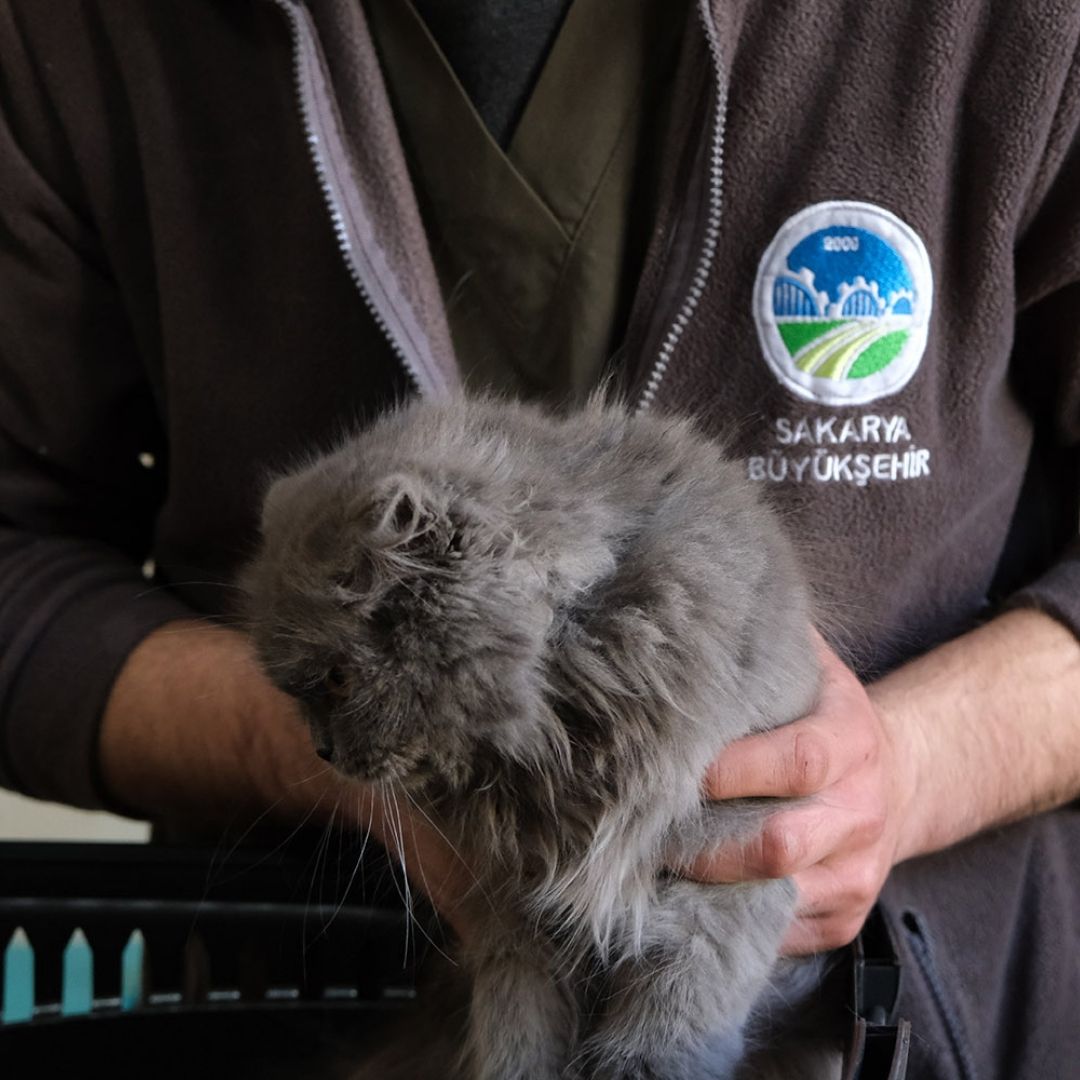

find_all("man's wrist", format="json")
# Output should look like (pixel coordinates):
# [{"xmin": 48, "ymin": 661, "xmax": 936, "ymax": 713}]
[
  {"xmin": 866, "ymin": 681, "xmax": 937, "ymax": 865},
  {"xmin": 867, "ymin": 609, "xmax": 1080, "ymax": 866}
]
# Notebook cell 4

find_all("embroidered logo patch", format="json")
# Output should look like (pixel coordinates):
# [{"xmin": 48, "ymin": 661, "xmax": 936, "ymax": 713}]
[{"xmin": 753, "ymin": 201, "xmax": 933, "ymax": 406}]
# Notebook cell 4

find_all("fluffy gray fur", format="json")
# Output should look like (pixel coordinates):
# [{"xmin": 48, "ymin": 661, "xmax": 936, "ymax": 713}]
[{"xmin": 241, "ymin": 396, "xmax": 831, "ymax": 1080}]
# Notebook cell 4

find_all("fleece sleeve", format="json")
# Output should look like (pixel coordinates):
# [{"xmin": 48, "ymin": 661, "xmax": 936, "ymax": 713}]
[
  {"xmin": 1004, "ymin": 38, "xmax": 1080, "ymax": 640},
  {"xmin": 0, "ymin": 9, "xmax": 192, "ymax": 809}
]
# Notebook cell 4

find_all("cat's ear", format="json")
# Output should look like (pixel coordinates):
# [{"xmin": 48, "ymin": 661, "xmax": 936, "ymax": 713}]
[{"xmin": 365, "ymin": 473, "xmax": 437, "ymax": 548}]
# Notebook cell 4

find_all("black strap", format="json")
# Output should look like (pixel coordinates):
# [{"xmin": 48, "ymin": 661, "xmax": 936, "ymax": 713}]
[{"xmin": 843, "ymin": 905, "xmax": 912, "ymax": 1079}]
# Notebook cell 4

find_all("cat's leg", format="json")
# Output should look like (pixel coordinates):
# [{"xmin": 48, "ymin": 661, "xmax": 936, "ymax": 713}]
[
  {"xmin": 461, "ymin": 931, "xmax": 577, "ymax": 1080},
  {"xmin": 735, "ymin": 955, "xmax": 844, "ymax": 1080},
  {"xmin": 347, "ymin": 953, "xmax": 472, "ymax": 1080},
  {"xmin": 575, "ymin": 877, "xmax": 795, "ymax": 1080}
]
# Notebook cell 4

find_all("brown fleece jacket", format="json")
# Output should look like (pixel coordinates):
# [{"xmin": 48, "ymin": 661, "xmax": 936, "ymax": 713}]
[{"xmin": 0, "ymin": 0, "xmax": 1078, "ymax": 810}]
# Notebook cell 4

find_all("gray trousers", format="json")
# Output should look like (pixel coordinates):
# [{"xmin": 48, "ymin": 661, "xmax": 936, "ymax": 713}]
[{"xmin": 878, "ymin": 808, "xmax": 1080, "ymax": 1080}]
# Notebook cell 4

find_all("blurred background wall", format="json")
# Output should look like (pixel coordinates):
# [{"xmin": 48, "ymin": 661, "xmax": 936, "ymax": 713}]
[{"xmin": 0, "ymin": 789, "xmax": 148, "ymax": 842}]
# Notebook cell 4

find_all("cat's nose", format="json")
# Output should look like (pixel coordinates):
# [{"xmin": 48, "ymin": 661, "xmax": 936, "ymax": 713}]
[{"xmin": 315, "ymin": 741, "xmax": 335, "ymax": 762}]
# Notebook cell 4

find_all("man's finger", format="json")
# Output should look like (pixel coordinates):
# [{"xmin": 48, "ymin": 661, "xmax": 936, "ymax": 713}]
[
  {"xmin": 704, "ymin": 710, "xmax": 871, "ymax": 801},
  {"xmin": 780, "ymin": 909, "xmax": 866, "ymax": 956},
  {"xmin": 683, "ymin": 804, "xmax": 858, "ymax": 882}
]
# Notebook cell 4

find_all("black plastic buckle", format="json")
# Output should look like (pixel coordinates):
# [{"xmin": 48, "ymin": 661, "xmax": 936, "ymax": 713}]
[{"xmin": 842, "ymin": 905, "xmax": 912, "ymax": 1080}]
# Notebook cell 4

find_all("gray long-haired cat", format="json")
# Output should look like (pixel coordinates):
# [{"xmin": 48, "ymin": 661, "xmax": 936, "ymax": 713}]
[{"xmin": 241, "ymin": 396, "xmax": 835, "ymax": 1080}]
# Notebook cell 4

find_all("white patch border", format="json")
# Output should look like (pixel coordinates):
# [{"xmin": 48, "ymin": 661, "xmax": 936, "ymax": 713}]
[{"xmin": 753, "ymin": 200, "xmax": 934, "ymax": 407}]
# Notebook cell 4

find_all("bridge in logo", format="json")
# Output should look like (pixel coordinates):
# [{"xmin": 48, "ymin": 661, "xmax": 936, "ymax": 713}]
[
  {"xmin": 771, "ymin": 228, "xmax": 918, "ymax": 382},
  {"xmin": 755, "ymin": 202, "xmax": 933, "ymax": 406}
]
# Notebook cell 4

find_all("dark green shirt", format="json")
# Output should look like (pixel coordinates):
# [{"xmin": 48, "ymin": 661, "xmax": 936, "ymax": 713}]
[{"xmin": 366, "ymin": 0, "xmax": 688, "ymax": 401}]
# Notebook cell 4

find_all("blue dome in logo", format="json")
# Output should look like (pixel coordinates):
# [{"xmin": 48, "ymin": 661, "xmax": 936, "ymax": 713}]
[{"xmin": 786, "ymin": 227, "xmax": 914, "ymax": 306}]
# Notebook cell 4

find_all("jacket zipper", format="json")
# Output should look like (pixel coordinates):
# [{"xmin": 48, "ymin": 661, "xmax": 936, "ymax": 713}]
[
  {"xmin": 635, "ymin": 0, "xmax": 729, "ymax": 414},
  {"xmin": 265, "ymin": 0, "xmax": 445, "ymax": 398},
  {"xmin": 269, "ymin": 0, "xmax": 725, "ymax": 410}
]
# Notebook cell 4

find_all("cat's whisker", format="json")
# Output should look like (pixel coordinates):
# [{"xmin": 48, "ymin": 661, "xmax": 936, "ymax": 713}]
[
  {"xmin": 285, "ymin": 763, "xmax": 334, "ymax": 788},
  {"xmin": 394, "ymin": 784, "xmax": 458, "ymax": 964},
  {"xmin": 203, "ymin": 795, "xmax": 286, "ymax": 889},
  {"xmin": 301, "ymin": 800, "xmax": 339, "ymax": 971},
  {"xmin": 197, "ymin": 790, "xmax": 330, "ymax": 899},
  {"xmin": 372, "ymin": 784, "xmax": 407, "ymax": 951},
  {"xmin": 399, "ymin": 787, "xmax": 497, "ymax": 918},
  {"xmin": 142, "ymin": 613, "xmax": 248, "ymax": 633},
  {"xmin": 382, "ymin": 784, "xmax": 459, "ymax": 967},
  {"xmin": 157, "ymin": 578, "xmax": 253, "ymax": 593},
  {"xmin": 308, "ymin": 804, "xmax": 369, "ymax": 945},
  {"xmin": 132, "ymin": 580, "xmax": 251, "ymax": 605},
  {"xmin": 316, "ymin": 798, "xmax": 339, "ymax": 890},
  {"xmin": 386, "ymin": 786, "xmax": 414, "ymax": 966}
]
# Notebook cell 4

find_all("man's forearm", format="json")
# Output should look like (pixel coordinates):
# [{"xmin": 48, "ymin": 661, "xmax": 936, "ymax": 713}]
[
  {"xmin": 98, "ymin": 620, "xmax": 471, "ymax": 921},
  {"xmin": 870, "ymin": 607, "xmax": 1080, "ymax": 864},
  {"xmin": 99, "ymin": 620, "xmax": 322, "ymax": 823}
]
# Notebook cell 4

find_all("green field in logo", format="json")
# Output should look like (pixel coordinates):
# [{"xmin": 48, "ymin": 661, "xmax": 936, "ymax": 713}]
[{"xmin": 777, "ymin": 319, "xmax": 911, "ymax": 381}]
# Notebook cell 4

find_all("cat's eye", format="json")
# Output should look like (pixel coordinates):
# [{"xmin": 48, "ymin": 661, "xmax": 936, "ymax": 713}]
[
  {"xmin": 277, "ymin": 677, "xmax": 306, "ymax": 701},
  {"xmin": 370, "ymin": 605, "xmax": 397, "ymax": 640},
  {"xmin": 325, "ymin": 665, "xmax": 349, "ymax": 697}
]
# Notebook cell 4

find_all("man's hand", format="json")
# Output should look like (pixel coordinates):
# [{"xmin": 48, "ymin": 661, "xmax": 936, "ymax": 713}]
[
  {"xmin": 685, "ymin": 608, "xmax": 1080, "ymax": 957},
  {"xmin": 686, "ymin": 635, "xmax": 913, "ymax": 955},
  {"xmin": 99, "ymin": 620, "xmax": 475, "ymax": 932}
]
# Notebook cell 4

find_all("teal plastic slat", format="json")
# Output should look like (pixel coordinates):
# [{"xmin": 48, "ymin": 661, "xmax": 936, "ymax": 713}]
[
  {"xmin": 120, "ymin": 929, "xmax": 145, "ymax": 1011},
  {"xmin": 60, "ymin": 928, "xmax": 93, "ymax": 1016},
  {"xmin": 2, "ymin": 927, "xmax": 35, "ymax": 1024}
]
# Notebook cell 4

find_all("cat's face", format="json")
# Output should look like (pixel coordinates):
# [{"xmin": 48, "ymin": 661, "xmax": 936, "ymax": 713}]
[{"xmin": 242, "ymin": 449, "xmax": 554, "ymax": 789}]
